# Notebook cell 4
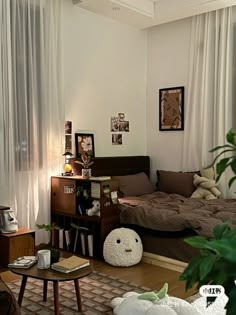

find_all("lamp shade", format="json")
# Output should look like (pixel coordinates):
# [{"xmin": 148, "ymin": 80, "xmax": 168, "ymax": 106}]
[{"xmin": 62, "ymin": 151, "xmax": 73, "ymax": 159}]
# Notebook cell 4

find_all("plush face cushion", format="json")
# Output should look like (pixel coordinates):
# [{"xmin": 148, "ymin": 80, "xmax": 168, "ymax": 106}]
[
  {"xmin": 156, "ymin": 170, "xmax": 197, "ymax": 197},
  {"xmin": 113, "ymin": 172, "xmax": 154, "ymax": 197}
]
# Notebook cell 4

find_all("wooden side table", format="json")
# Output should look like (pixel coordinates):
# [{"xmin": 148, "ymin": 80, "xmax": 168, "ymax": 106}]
[{"xmin": 0, "ymin": 228, "xmax": 35, "ymax": 267}]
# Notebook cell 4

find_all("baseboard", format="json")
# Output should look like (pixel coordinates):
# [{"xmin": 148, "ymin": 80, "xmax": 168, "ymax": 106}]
[{"xmin": 141, "ymin": 251, "xmax": 187, "ymax": 272}]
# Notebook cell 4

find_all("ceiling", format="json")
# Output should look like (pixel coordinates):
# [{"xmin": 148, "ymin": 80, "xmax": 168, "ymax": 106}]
[{"xmin": 72, "ymin": 0, "xmax": 236, "ymax": 29}]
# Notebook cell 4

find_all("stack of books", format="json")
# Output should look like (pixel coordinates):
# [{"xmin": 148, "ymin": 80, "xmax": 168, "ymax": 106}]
[
  {"xmin": 51, "ymin": 255, "xmax": 90, "ymax": 273},
  {"xmin": 8, "ymin": 256, "xmax": 37, "ymax": 269}
]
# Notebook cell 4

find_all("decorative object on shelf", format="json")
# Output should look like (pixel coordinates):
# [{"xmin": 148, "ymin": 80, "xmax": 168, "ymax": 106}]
[
  {"xmin": 62, "ymin": 151, "xmax": 73, "ymax": 176},
  {"xmin": 103, "ymin": 227, "xmax": 143, "ymax": 267},
  {"xmin": 75, "ymin": 153, "xmax": 94, "ymax": 179},
  {"xmin": 87, "ymin": 200, "xmax": 100, "ymax": 216},
  {"xmin": 36, "ymin": 223, "xmax": 60, "ymax": 264},
  {"xmin": 75, "ymin": 133, "xmax": 95, "ymax": 158},
  {"xmin": 159, "ymin": 86, "xmax": 184, "ymax": 131},
  {"xmin": 0, "ymin": 206, "xmax": 18, "ymax": 234}
]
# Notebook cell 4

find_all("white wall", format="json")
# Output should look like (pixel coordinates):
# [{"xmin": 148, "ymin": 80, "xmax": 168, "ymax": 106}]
[
  {"xmin": 146, "ymin": 18, "xmax": 192, "ymax": 184},
  {"xmin": 62, "ymin": 1, "xmax": 147, "ymax": 157}
]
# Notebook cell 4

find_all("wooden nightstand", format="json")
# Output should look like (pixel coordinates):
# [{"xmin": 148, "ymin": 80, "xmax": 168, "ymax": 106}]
[{"xmin": 0, "ymin": 228, "xmax": 35, "ymax": 267}]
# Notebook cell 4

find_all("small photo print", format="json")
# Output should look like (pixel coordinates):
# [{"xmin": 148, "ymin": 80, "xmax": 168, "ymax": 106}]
[
  {"xmin": 65, "ymin": 135, "xmax": 72, "ymax": 152},
  {"xmin": 111, "ymin": 117, "xmax": 120, "ymax": 132},
  {"xmin": 119, "ymin": 121, "xmax": 129, "ymax": 132},
  {"xmin": 118, "ymin": 113, "xmax": 125, "ymax": 122},
  {"xmin": 65, "ymin": 121, "xmax": 72, "ymax": 134},
  {"xmin": 112, "ymin": 134, "xmax": 122, "ymax": 145}
]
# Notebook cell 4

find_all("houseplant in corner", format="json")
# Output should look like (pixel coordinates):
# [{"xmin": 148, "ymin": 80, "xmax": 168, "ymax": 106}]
[
  {"xmin": 179, "ymin": 129, "xmax": 236, "ymax": 315},
  {"xmin": 75, "ymin": 153, "xmax": 94, "ymax": 179},
  {"xmin": 36, "ymin": 223, "xmax": 61, "ymax": 264}
]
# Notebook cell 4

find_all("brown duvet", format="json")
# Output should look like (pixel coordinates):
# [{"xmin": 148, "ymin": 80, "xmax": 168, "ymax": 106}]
[{"xmin": 119, "ymin": 191, "xmax": 236, "ymax": 238}]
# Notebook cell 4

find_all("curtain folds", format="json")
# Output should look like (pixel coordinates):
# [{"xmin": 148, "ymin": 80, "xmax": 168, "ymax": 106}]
[
  {"xmin": 182, "ymin": 7, "xmax": 233, "ymax": 198},
  {"xmin": 0, "ymin": 0, "xmax": 64, "ymax": 244}
]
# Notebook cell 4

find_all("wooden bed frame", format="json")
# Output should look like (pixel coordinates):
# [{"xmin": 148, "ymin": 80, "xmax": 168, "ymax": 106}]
[{"xmin": 71, "ymin": 155, "xmax": 198, "ymax": 263}]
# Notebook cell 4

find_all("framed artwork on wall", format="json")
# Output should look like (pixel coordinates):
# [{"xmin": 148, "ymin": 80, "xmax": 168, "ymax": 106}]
[
  {"xmin": 159, "ymin": 86, "xmax": 184, "ymax": 131},
  {"xmin": 75, "ymin": 133, "xmax": 95, "ymax": 158}
]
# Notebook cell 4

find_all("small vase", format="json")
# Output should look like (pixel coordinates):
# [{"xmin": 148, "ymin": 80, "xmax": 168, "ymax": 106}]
[{"xmin": 82, "ymin": 168, "xmax": 91, "ymax": 179}]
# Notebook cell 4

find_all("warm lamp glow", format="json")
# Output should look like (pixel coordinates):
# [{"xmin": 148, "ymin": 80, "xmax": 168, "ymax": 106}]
[{"xmin": 62, "ymin": 151, "xmax": 73, "ymax": 176}]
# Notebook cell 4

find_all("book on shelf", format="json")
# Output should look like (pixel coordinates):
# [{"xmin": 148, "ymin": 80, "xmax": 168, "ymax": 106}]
[
  {"xmin": 8, "ymin": 256, "xmax": 37, "ymax": 269},
  {"xmin": 90, "ymin": 176, "xmax": 111, "ymax": 181},
  {"xmin": 51, "ymin": 255, "xmax": 90, "ymax": 273}
]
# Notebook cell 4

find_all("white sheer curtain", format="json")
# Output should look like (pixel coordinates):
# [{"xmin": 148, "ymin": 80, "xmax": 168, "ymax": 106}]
[
  {"xmin": 0, "ymin": 0, "xmax": 64, "ymax": 244},
  {"xmin": 182, "ymin": 7, "xmax": 233, "ymax": 198}
]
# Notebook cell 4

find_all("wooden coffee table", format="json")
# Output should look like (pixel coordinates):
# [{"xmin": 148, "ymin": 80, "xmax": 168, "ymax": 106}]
[{"xmin": 10, "ymin": 260, "xmax": 92, "ymax": 315}]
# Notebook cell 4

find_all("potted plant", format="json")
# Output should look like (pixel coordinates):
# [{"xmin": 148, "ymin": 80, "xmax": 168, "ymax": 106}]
[
  {"xmin": 36, "ymin": 223, "xmax": 61, "ymax": 264},
  {"xmin": 179, "ymin": 129, "xmax": 236, "ymax": 315},
  {"xmin": 75, "ymin": 153, "xmax": 94, "ymax": 179}
]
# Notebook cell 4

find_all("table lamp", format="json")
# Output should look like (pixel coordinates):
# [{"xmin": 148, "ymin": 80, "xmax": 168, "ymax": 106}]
[{"xmin": 62, "ymin": 151, "xmax": 73, "ymax": 176}]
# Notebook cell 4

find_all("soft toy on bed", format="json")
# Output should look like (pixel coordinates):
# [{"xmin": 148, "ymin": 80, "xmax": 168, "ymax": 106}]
[
  {"xmin": 191, "ymin": 167, "xmax": 221, "ymax": 200},
  {"xmin": 87, "ymin": 200, "xmax": 100, "ymax": 216}
]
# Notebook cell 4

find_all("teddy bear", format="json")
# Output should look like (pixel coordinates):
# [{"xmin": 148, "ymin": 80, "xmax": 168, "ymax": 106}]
[
  {"xmin": 191, "ymin": 167, "xmax": 221, "ymax": 200},
  {"xmin": 87, "ymin": 200, "xmax": 100, "ymax": 216}
]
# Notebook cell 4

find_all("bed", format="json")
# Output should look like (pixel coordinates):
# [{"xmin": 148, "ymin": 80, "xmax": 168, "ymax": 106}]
[{"xmin": 71, "ymin": 155, "xmax": 236, "ymax": 263}]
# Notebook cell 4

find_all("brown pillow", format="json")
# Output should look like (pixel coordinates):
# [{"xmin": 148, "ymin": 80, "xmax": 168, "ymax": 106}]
[
  {"xmin": 113, "ymin": 172, "xmax": 154, "ymax": 197},
  {"xmin": 156, "ymin": 170, "xmax": 197, "ymax": 197}
]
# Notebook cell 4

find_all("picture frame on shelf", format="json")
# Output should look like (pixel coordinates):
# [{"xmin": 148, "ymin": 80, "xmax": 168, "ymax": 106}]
[
  {"xmin": 159, "ymin": 86, "xmax": 184, "ymax": 131},
  {"xmin": 75, "ymin": 133, "xmax": 95, "ymax": 158}
]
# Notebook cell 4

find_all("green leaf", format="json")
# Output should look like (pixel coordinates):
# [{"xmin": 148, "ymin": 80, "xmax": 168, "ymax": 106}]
[
  {"xmin": 225, "ymin": 286, "xmax": 236, "ymax": 315},
  {"xmin": 179, "ymin": 255, "xmax": 203, "ymax": 289},
  {"xmin": 156, "ymin": 283, "xmax": 168, "ymax": 299},
  {"xmin": 210, "ymin": 239, "xmax": 236, "ymax": 262},
  {"xmin": 213, "ymin": 221, "xmax": 231, "ymax": 240},
  {"xmin": 199, "ymin": 253, "xmax": 217, "ymax": 280},
  {"xmin": 184, "ymin": 236, "xmax": 214, "ymax": 251},
  {"xmin": 226, "ymin": 129, "xmax": 236, "ymax": 146},
  {"xmin": 229, "ymin": 175, "xmax": 236, "ymax": 188},
  {"xmin": 209, "ymin": 144, "xmax": 235, "ymax": 153},
  {"xmin": 216, "ymin": 158, "xmax": 230, "ymax": 176},
  {"xmin": 138, "ymin": 292, "xmax": 159, "ymax": 301},
  {"xmin": 230, "ymin": 158, "xmax": 236, "ymax": 174},
  {"xmin": 208, "ymin": 149, "xmax": 235, "ymax": 169}
]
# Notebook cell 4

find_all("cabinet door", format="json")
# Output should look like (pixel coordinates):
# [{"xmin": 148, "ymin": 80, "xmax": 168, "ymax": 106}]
[{"xmin": 51, "ymin": 177, "xmax": 76, "ymax": 215}]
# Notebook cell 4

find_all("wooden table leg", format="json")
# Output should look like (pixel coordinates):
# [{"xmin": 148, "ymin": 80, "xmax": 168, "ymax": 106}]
[
  {"xmin": 53, "ymin": 281, "xmax": 59, "ymax": 315},
  {"xmin": 74, "ymin": 278, "xmax": 82, "ymax": 313},
  {"xmin": 18, "ymin": 275, "xmax": 27, "ymax": 306},
  {"xmin": 43, "ymin": 280, "xmax": 48, "ymax": 302}
]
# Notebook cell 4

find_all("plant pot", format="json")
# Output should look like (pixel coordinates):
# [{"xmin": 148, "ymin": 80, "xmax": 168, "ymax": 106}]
[
  {"xmin": 50, "ymin": 248, "xmax": 60, "ymax": 264},
  {"xmin": 82, "ymin": 168, "xmax": 91, "ymax": 179}
]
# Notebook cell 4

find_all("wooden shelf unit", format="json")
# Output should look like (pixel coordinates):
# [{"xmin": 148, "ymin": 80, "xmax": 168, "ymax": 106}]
[
  {"xmin": 0, "ymin": 228, "xmax": 35, "ymax": 267},
  {"xmin": 51, "ymin": 176, "xmax": 120, "ymax": 259}
]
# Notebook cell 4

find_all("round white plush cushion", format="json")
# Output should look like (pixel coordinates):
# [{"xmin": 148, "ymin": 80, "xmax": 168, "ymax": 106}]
[{"xmin": 103, "ymin": 227, "xmax": 143, "ymax": 267}]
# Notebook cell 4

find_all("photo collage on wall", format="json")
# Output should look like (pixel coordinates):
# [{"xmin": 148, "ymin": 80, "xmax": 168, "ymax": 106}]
[
  {"xmin": 111, "ymin": 113, "xmax": 129, "ymax": 145},
  {"xmin": 65, "ymin": 121, "xmax": 72, "ymax": 153}
]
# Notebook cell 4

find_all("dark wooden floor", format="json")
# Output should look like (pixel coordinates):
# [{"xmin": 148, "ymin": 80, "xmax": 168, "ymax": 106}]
[{"xmin": 0, "ymin": 258, "xmax": 197, "ymax": 299}]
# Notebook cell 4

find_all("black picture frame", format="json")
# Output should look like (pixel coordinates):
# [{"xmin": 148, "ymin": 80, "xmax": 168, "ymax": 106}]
[
  {"xmin": 75, "ymin": 133, "xmax": 95, "ymax": 158},
  {"xmin": 159, "ymin": 86, "xmax": 184, "ymax": 131}
]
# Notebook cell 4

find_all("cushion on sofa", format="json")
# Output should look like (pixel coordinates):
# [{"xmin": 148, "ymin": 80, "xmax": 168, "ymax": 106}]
[
  {"xmin": 113, "ymin": 172, "xmax": 154, "ymax": 197},
  {"xmin": 156, "ymin": 170, "xmax": 198, "ymax": 197}
]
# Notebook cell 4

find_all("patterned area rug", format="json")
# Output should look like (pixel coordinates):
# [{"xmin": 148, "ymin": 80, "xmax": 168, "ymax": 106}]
[{"xmin": 7, "ymin": 271, "xmax": 150, "ymax": 315}]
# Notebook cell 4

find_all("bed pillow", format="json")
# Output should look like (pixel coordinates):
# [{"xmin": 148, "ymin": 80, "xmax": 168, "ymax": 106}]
[
  {"xmin": 113, "ymin": 172, "xmax": 154, "ymax": 197},
  {"xmin": 156, "ymin": 170, "xmax": 197, "ymax": 197}
]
